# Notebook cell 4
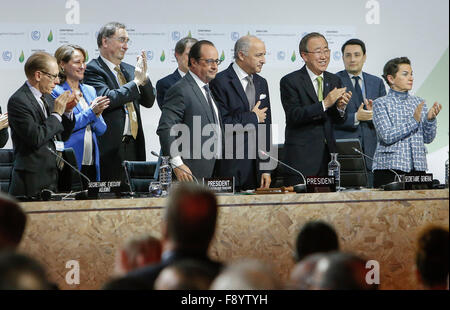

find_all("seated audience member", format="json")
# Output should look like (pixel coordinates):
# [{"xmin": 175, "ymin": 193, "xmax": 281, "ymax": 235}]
[
  {"xmin": 0, "ymin": 107, "xmax": 8, "ymax": 148},
  {"xmin": 0, "ymin": 193, "xmax": 27, "ymax": 251},
  {"xmin": 154, "ymin": 259, "xmax": 217, "ymax": 290},
  {"xmin": 52, "ymin": 44, "xmax": 109, "ymax": 186},
  {"xmin": 314, "ymin": 252, "xmax": 378, "ymax": 290},
  {"xmin": 210, "ymin": 259, "xmax": 280, "ymax": 290},
  {"xmin": 415, "ymin": 225, "xmax": 449, "ymax": 290},
  {"xmin": 288, "ymin": 253, "xmax": 327, "ymax": 290},
  {"xmin": 123, "ymin": 183, "xmax": 223, "ymax": 288},
  {"xmin": 372, "ymin": 57, "xmax": 442, "ymax": 188},
  {"xmin": 0, "ymin": 252, "xmax": 52, "ymax": 290},
  {"xmin": 295, "ymin": 220, "xmax": 339, "ymax": 262},
  {"xmin": 113, "ymin": 234, "xmax": 162, "ymax": 276}
]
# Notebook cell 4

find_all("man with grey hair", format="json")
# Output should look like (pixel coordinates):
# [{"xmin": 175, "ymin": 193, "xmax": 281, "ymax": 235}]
[
  {"xmin": 156, "ymin": 37, "xmax": 198, "ymax": 109},
  {"xmin": 210, "ymin": 35, "xmax": 272, "ymax": 191},
  {"xmin": 84, "ymin": 22, "xmax": 155, "ymax": 186}
]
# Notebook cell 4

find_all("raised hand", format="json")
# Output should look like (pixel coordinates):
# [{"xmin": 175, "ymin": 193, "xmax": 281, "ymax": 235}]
[
  {"xmin": 323, "ymin": 87, "xmax": 346, "ymax": 109},
  {"xmin": 356, "ymin": 102, "xmax": 373, "ymax": 121},
  {"xmin": 91, "ymin": 96, "xmax": 110, "ymax": 116},
  {"xmin": 54, "ymin": 91, "xmax": 71, "ymax": 115},
  {"xmin": 414, "ymin": 102, "xmax": 425, "ymax": 123},
  {"xmin": 427, "ymin": 101, "xmax": 442, "ymax": 120}
]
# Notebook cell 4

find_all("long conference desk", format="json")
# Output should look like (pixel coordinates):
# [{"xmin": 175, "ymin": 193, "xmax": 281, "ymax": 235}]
[{"xmin": 18, "ymin": 189, "xmax": 448, "ymax": 290}]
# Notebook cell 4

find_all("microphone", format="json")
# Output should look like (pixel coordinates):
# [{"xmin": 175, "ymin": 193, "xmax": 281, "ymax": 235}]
[
  {"xmin": 352, "ymin": 147, "xmax": 405, "ymax": 191},
  {"xmin": 122, "ymin": 161, "xmax": 136, "ymax": 196},
  {"xmin": 45, "ymin": 147, "xmax": 90, "ymax": 200},
  {"xmin": 150, "ymin": 151, "xmax": 199, "ymax": 184},
  {"xmin": 259, "ymin": 149, "xmax": 307, "ymax": 193}
]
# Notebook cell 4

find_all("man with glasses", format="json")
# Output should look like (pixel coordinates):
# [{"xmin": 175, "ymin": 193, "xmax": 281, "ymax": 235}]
[
  {"xmin": 7, "ymin": 52, "xmax": 75, "ymax": 198},
  {"xmin": 157, "ymin": 40, "xmax": 222, "ymax": 181},
  {"xmin": 84, "ymin": 22, "xmax": 155, "ymax": 187},
  {"xmin": 210, "ymin": 35, "xmax": 273, "ymax": 191},
  {"xmin": 280, "ymin": 32, "xmax": 352, "ymax": 186}
]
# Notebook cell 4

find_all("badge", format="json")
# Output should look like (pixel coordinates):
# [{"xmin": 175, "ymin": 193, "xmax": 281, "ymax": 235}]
[{"xmin": 54, "ymin": 141, "xmax": 65, "ymax": 151}]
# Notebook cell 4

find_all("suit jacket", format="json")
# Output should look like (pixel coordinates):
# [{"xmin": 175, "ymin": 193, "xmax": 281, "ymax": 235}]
[
  {"xmin": 157, "ymin": 72, "xmax": 221, "ymax": 180},
  {"xmin": 83, "ymin": 57, "xmax": 155, "ymax": 181},
  {"xmin": 210, "ymin": 63, "xmax": 272, "ymax": 190},
  {"xmin": 334, "ymin": 70, "xmax": 386, "ymax": 170},
  {"xmin": 156, "ymin": 69, "xmax": 182, "ymax": 109},
  {"xmin": 52, "ymin": 82, "xmax": 107, "ymax": 181},
  {"xmin": 124, "ymin": 249, "xmax": 223, "ymax": 289},
  {"xmin": 280, "ymin": 65, "xmax": 346, "ymax": 185},
  {"xmin": 7, "ymin": 82, "xmax": 75, "ymax": 197},
  {"xmin": 0, "ymin": 106, "xmax": 8, "ymax": 148}
]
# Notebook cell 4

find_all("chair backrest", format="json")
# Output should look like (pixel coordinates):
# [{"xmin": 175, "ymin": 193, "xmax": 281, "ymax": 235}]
[
  {"xmin": 335, "ymin": 138, "xmax": 368, "ymax": 188},
  {"xmin": 0, "ymin": 149, "xmax": 14, "ymax": 193},
  {"xmin": 58, "ymin": 148, "xmax": 84, "ymax": 192},
  {"xmin": 270, "ymin": 144, "xmax": 285, "ymax": 188},
  {"xmin": 123, "ymin": 160, "xmax": 159, "ymax": 193}
]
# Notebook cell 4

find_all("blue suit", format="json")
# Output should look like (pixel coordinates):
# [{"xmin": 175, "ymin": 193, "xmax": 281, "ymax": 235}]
[
  {"xmin": 52, "ymin": 82, "xmax": 107, "ymax": 181},
  {"xmin": 334, "ymin": 71, "xmax": 386, "ymax": 172},
  {"xmin": 156, "ymin": 69, "xmax": 182, "ymax": 109}
]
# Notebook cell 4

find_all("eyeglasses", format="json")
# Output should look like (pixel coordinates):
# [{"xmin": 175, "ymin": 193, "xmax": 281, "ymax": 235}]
[
  {"xmin": 199, "ymin": 58, "xmax": 223, "ymax": 66},
  {"xmin": 110, "ymin": 36, "xmax": 132, "ymax": 45},
  {"xmin": 306, "ymin": 49, "xmax": 331, "ymax": 56},
  {"xmin": 40, "ymin": 70, "xmax": 59, "ymax": 81}
]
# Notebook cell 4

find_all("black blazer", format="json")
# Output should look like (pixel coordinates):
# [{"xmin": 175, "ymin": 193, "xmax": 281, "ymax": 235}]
[
  {"xmin": 156, "ymin": 69, "xmax": 182, "ymax": 109},
  {"xmin": 280, "ymin": 65, "xmax": 346, "ymax": 184},
  {"xmin": 7, "ymin": 83, "xmax": 75, "ymax": 197},
  {"xmin": 0, "ymin": 106, "xmax": 8, "ymax": 148},
  {"xmin": 83, "ymin": 57, "xmax": 155, "ymax": 181},
  {"xmin": 210, "ymin": 64, "xmax": 273, "ymax": 190}
]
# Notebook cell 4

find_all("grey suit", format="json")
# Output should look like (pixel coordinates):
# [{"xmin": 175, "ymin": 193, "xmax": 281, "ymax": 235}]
[{"xmin": 157, "ymin": 72, "xmax": 220, "ymax": 180}]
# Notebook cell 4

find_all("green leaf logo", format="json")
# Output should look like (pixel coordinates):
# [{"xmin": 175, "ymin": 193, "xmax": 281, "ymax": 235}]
[
  {"xmin": 247, "ymin": 31, "xmax": 250, "ymax": 36},
  {"xmin": 291, "ymin": 51, "xmax": 296, "ymax": 62},
  {"xmin": 187, "ymin": 31, "xmax": 192, "ymax": 38},
  {"xmin": 47, "ymin": 30, "xmax": 53, "ymax": 42},
  {"xmin": 85, "ymin": 50, "xmax": 89, "ymax": 62},
  {"xmin": 220, "ymin": 51, "xmax": 225, "ymax": 62},
  {"xmin": 160, "ymin": 50, "xmax": 165, "ymax": 62},
  {"xmin": 19, "ymin": 50, "xmax": 25, "ymax": 63}
]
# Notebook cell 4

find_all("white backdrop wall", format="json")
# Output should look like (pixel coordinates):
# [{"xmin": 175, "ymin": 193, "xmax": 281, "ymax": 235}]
[{"xmin": 1, "ymin": 0, "xmax": 448, "ymax": 181}]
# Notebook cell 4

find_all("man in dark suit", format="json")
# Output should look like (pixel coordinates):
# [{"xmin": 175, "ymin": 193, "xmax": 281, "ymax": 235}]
[
  {"xmin": 7, "ymin": 52, "xmax": 75, "ymax": 198},
  {"xmin": 335, "ymin": 39, "xmax": 386, "ymax": 187},
  {"xmin": 84, "ymin": 22, "xmax": 155, "ymax": 185},
  {"xmin": 157, "ymin": 40, "xmax": 222, "ymax": 181},
  {"xmin": 123, "ymin": 183, "xmax": 223, "ymax": 289},
  {"xmin": 0, "ymin": 108, "xmax": 8, "ymax": 148},
  {"xmin": 280, "ymin": 32, "xmax": 352, "ymax": 186},
  {"xmin": 210, "ymin": 35, "xmax": 273, "ymax": 191},
  {"xmin": 156, "ymin": 37, "xmax": 198, "ymax": 109}
]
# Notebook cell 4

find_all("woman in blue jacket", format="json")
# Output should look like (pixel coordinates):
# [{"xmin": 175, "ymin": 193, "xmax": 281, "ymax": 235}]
[{"xmin": 52, "ymin": 44, "xmax": 109, "ymax": 185}]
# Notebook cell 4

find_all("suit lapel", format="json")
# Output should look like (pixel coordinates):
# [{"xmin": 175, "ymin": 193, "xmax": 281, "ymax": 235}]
[
  {"xmin": 22, "ymin": 83, "xmax": 46, "ymax": 122},
  {"xmin": 299, "ymin": 66, "xmax": 319, "ymax": 102},
  {"xmin": 362, "ymin": 72, "xmax": 373, "ymax": 99},
  {"xmin": 97, "ymin": 57, "xmax": 120, "ymax": 89},
  {"xmin": 186, "ymin": 73, "xmax": 215, "ymax": 124},
  {"xmin": 229, "ymin": 67, "xmax": 250, "ymax": 110}
]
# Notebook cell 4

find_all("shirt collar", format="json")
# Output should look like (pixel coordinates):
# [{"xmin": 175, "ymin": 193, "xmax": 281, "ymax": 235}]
[
  {"xmin": 189, "ymin": 70, "xmax": 208, "ymax": 89},
  {"xmin": 389, "ymin": 88, "xmax": 409, "ymax": 99},
  {"xmin": 100, "ymin": 55, "xmax": 120, "ymax": 73},
  {"xmin": 305, "ymin": 65, "xmax": 324, "ymax": 83},
  {"xmin": 177, "ymin": 68, "xmax": 186, "ymax": 78},
  {"xmin": 232, "ymin": 62, "xmax": 250, "ymax": 81},
  {"xmin": 26, "ymin": 80, "xmax": 43, "ymax": 98},
  {"xmin": 347, "ymin": 71, "xmax": 364, "ymax": 82}
]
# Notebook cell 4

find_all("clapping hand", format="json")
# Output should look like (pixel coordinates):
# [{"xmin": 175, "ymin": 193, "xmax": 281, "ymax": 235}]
[
  {"xmin": 427, "ymin": 102, "xmax": 442, "ymax": 120},
  {"xmin": 91, "ymin": 96, "xmax": 110, "ymax": 116},
  {"xmin": 134, "ymin": 51, "xmax": 148, "ymax": 86}
]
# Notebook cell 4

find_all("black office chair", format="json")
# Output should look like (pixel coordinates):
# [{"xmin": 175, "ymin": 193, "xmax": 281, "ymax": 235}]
[
  {"xmin": 0, "ymin": 149, "xmax": 14, "ymax": 193},
  {"xmin": 58, "ymin": 147, "xmax": 84, "ymax": 192},
  {"xmin": 122, "ymin": 160, "xmax": 160, "ymax": 193}
]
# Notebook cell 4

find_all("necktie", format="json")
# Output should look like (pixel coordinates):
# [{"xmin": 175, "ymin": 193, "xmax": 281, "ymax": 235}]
[
  {"xmin": 352, "ymin": 76, "xmax": 364, "ymax": 105},
  {"xmin": 41, "ymin": 95, "xmax": 64, "ymax": 170},
  {"xmin": 316, "ymin": 76, "xmax": 323, "ymax": 102},
  {"xmin": 203, "ymin": 85, "xmax": 218, "ymax": 124},
  {"xmin": 114, "ymin": 66, "xmax": 138, "ymax": 139},
  {"xmin": 245, "ymin": 75, "xmax": 256, "ymax": 110}
]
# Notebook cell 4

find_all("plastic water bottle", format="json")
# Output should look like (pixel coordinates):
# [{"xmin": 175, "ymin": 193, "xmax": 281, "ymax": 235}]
[
  {"xmin": 328, "ymin": 153, "xmax": 341, "ymax": 191},
  {"xmin": 445, "ymin": 152, "xmax": 449, "ymax": 188},
  {"xmin": 159, "ymin": 156, "xmax": 172, "ymax": 196}
]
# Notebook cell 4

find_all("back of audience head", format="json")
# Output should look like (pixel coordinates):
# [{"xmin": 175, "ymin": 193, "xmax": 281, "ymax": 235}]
[
  {"xmin": 0, "ymin": 193, "xmax": 27, "ymax": 251},
  {"xmin": 314, "ymin": 252, "xmax": 378, "ymax": 290},
  {"xmin": 114, "ymin": 234, "xmax": 162, "ymax": 276},
  {"xmin": 295, "ymin": 220, "xmax": 339, "ymax": 262},
  {"xmin": 0, "ymin": 251, "xmax": 52, "ymax": 290},
  {"xmin": 210, "ymin": 259, "xmax": 280, "ymax": 290},
  {"xmin": 416, "ymin": 225, "xmax": 449, "ymax": 289},
  {"xmin": 288, "ymin": 253, "xmax": 326, "ymax": 290},
  {"xmin": 155, "ymin": 259, "xmax": 217, "ymax": 290},
  {"xmin": 163, "ymin": 183, "xmax": 217, "ymax": 253}
]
